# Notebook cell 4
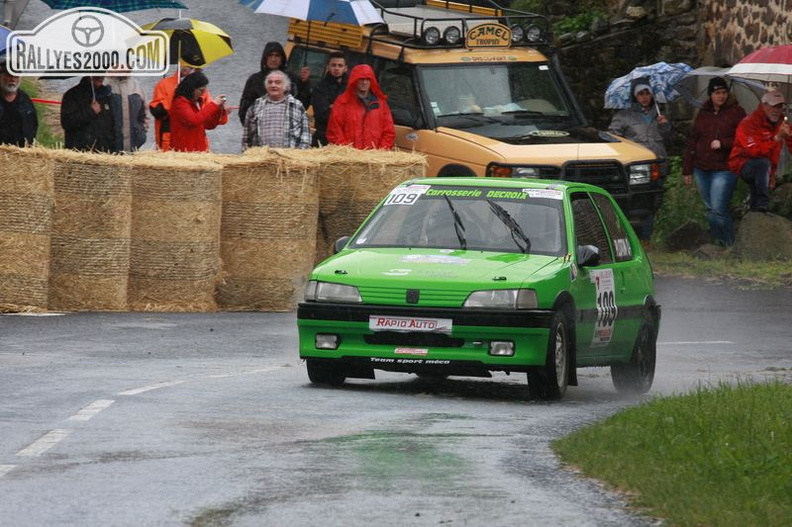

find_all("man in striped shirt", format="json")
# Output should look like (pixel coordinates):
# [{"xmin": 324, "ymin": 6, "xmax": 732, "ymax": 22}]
[{"xmin": 242, "ymin": 70, "xmax": 311, "ymax": 150}]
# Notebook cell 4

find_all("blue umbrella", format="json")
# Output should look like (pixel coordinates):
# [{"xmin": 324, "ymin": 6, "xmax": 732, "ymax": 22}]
[
  {"xmin": 240, "ymin": 0, "xmax": 383, "ymax": 26},
  {"xmin": 39, "ymin": 0, "xmax": 187, "ymax": 12},
  {"xmin": 604, "ymin": 62, "xmax": 693, "ymax": 110}
]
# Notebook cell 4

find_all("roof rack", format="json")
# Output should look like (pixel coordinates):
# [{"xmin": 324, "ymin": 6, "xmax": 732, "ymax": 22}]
[{"xmin": 369, "ymin": 0, "xmax": 551, "ymax": 50}]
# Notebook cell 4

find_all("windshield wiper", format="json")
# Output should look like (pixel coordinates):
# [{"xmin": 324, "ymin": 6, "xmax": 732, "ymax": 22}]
[
  {"xmin": 486, "ymin": 199, "xmax": 531, "ymax": 253},
  {"xmin": 443, "ymin": 195, "xmax": 467, "ymax": 250},
  {"xmin": 501, "ymin": 109, "xmax": 544, "ymax": 116}
]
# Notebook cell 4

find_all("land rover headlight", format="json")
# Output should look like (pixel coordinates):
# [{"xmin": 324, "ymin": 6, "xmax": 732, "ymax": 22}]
[
  {"xmin": 629, "ymin": 163, "xmax": 652, "ymax": 185},
  {"xmin": 464, "ymin": 289, "xmax": 538, "ymax": 309},
  {"xmin": 525, "ymin": 25, "xmax": 543, "ymax": 43},
  {"xmin": 510, "ymin": 24, "xmax": 524, "ymax": 43},
  {"xmin": 422, "ymin": 27, "xmax": 441, "ymax": 45},
  {"xmin": 513, "ymin": 167, "xmax": 542, "ymax": 178},
  {"xmin": 443, "ymin": 26, "xmax": 462, "ymax": 45},
  {"xmin": 304, "ymin": 281, "xmax": 362, "ymax": 303}
]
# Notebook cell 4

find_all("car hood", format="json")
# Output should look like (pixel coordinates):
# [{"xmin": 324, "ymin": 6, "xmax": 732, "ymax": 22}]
[
  {"xmin": 314, "ymin": 248, "xmax": 562, "ymax": 289},
  {"xmin": 436, "ymin": 125, "xmax": 655, "ymax": 163}
]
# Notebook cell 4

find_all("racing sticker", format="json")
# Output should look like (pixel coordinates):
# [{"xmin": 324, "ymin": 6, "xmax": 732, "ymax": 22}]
[
  {"xmin": 383, "ymin": 184, "xmax": 430, "ymax": 206},
  {"xmin": 400, "ymin": 254, "xmax": 470, "ymax": 265},
  {"xmin": 370, "ymin": 315, "xmax": 452, "ymax": 334},
  {"xmin": 613, "ymin": 238, "xmax": 633, "ymax": 260},
  {"xmin": 525, "ymin": 189, "xmax": 564, "ymax": 200},
  {"xmin": 590, "ymin": 268, "xmax": 617, "ymax": 347},
  {"xmin": 395, "ymin": 348, "xmax": 428, "ymax": 356}
]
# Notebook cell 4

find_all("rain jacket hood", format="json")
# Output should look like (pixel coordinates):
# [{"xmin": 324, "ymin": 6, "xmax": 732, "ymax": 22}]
[
  {"xmin": 260, "ymin": 41, "xmax": 288, "ymax": 72},
  {"xmin": 340, "ymin": 64, "xmax": 387, "ymax": 102}
]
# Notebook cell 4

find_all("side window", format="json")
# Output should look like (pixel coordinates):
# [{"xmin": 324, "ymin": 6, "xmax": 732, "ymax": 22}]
[
  {"xmin": 571, "ymin": 193, "xmax": 613, "ymax": 264},
  {"xmin": 287, "ymin": 48, "xmax": 329, "ymax": 85},
  {"xmin": 592, "ymin": 194, "xmax": 633, "ymax": 262},
  {"xmin": 378, "ymin": 62, "xmax": 420, "ymax": 126}
]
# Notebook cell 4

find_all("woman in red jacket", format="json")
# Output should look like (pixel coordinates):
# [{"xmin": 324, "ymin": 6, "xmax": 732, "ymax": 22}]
[
  {"xmin": 326, "ymin": 64, "xmax": 395, "ymax": 150},
  {"xmin": 170, "ymin": 72, "xmax": 229, "ymax": 152},
  {"xmin": 682, "ymin": 77, "xmax": 746, "ymax": 246}
]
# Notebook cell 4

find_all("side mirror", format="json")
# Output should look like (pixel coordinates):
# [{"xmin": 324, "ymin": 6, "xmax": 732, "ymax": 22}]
[
  {"xmin": 334, "ymin": 236, "xmax": 351, "ymax": 254},
  {"xmin": 576, "ymin": 244, "xmax": 601, "ymax": 267}
]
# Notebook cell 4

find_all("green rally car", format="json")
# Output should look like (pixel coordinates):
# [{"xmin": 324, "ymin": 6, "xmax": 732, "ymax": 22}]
[{"xmin": 298, "ymin": 178, "xmax": 660, "ymax": 400}]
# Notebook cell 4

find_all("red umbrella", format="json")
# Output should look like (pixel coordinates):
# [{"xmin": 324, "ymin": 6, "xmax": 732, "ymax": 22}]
[{"xmin": 727, "ymin": 45, "xmax": 792, "ymax": 85}]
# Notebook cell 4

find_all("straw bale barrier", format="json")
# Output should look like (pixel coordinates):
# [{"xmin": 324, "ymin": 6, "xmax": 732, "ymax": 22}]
[
  {"xmin": 48, "ymin": 150, "xmax": 134, "ymax": 311},
  {"xmin": 127, "ymin": 153, "xmax": 224, "ymax": 311},
  {"xmin": 271, "ymin": 146, "xmax": 426, "ymax": 264},
  {"xmin": 218, "ymin": 149, "xmax": 319, "ymax": 311},
  {"xmin": 0, "ymin": 146, "xmax": 54, "ymax": 311}
]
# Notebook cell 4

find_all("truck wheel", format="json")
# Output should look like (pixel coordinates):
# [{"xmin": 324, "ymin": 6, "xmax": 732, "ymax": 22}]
[
  {"xmin": 528, "ymin": 309, "xmax": 571, "ymax": 400},
  {"xmin": 306, "ymin": 359, "xmax": 346, "ymax": 386},
  {"xmin": 611, "ymin": 316, "xmax": 656, "ymax": 395}
]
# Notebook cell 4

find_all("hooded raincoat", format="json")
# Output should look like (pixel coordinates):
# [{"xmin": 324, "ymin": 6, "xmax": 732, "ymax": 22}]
[
  {"xmin": 326, "ymin": 64, "xmax": 395, "ymax": 150},
  {"xmin": 238, "ymin": 42, "xmax": 310, "ymax": 124},
  {"xmin": 728, "ymin": 105, "xmax": 792, "ymax": 188}
]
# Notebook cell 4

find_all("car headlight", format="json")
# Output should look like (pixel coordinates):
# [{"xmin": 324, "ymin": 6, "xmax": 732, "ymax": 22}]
[
  {"xmin": 512, "ymin": 167, "xmax": 542, "ymax": 178},
  {"xmin": 629, "ymin": 163, "xmax": 662, "ymax": 185},
  {"xmin": 463, "ymin": 289, "xmax": 538, "ymax": 309},
  {"xmin": 304, "ymin": 281, "xmax": 362, "ymax": 303}
]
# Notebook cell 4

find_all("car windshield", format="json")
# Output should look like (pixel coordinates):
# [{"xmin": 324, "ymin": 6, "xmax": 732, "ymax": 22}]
[
  {"xmin": 419, "ymin": 62, "xmax": 581, "ymax": 131},
  {"xmin": 351, "ymin": 185, "xmax": 567, "ymax": 256}
]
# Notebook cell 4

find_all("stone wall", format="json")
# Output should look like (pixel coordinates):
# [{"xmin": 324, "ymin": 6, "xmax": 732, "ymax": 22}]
[{"xmin": 553, "ymin": 0, "xmax": 791, "ymax": 149}]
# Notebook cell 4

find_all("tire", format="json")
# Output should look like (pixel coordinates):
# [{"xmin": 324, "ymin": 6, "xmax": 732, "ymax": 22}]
[
  {"xmin": 528, "ymin": 309, "xmax": 571, "ymax": 400},
  {"xmin": 306, "ymin": 359, "xmax": 346, "ymax": 386},
  {"xmin": 611, "ymin": 316, "xmax": 656, "ymax": 395}
]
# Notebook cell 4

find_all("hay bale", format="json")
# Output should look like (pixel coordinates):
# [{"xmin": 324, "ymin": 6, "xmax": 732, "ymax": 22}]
[
  {"xmin": 281, "ymin": 146, "xmax": 426, "ymax": 263},
  {"xmin": 128, "ymin": 155, "xmax": 223, "ymax": 311},
  {"xmin": 218, "ymin": 153, "xmax": 319, "ymax": 311},
  {"xmin": 48, "ymin": 150, "xmax": 133, "ymax": 310},
  {"xmin": 0, "ymin": 146, "xmax": 54, "ymax": 311}
]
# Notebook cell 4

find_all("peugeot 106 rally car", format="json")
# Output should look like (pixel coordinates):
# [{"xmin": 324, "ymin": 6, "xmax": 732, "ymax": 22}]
[{"xmin": 297, "ymin": 178, "xmax": 660, "ymax": 400}]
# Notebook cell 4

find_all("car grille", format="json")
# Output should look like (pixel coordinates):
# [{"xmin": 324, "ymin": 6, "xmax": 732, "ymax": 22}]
[
  {"xmin": 364, "ymin": 332, "xmax": 465, "ymax": 347},
  {"xmin": 358, "ymin": 286, "xmax": 468, "ymax": 306},
  {"xmin": 560, "ymin": 161, "xmax": 627, "ymax": 195}
]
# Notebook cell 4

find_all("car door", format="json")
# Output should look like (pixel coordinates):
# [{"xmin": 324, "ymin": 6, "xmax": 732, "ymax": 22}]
[
  {"xmin": 590, "ymin": 192, "xmax": 650, "ymax": 358},
  {"xmin": 569, "ymin": 192, "xmax": 618, "ymax": 359}
]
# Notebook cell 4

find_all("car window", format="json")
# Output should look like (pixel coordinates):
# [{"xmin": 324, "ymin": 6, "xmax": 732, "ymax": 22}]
[
  {"xmin": 351, "ymin": 185, "xmax": 566, "ymax": 256},
  {"xmin": 592, "ymin": 193, "xmax": 633, "ymax": 262},
  {"xmin": 571, "ymin": 192, "xmax": 613, "ymax": 264},
  {"xmin": 379, "ymin": 62, "xmax": 420, "ymax": 126}
]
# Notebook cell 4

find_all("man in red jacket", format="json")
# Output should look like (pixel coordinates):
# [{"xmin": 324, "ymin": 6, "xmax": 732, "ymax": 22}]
[
  {"xmin": 729, "ymin": 90, "xmax": 792, "ymax": 212},
  {"xmin": 326, "ymin": 64, "xmax": 395, "ymax": 150}
]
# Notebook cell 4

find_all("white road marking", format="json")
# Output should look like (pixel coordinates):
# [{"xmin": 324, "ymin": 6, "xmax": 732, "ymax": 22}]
[
  {"xmin": 17, "ymin": 429, "xmax": 72, "ymax": 457},
  {"xmin": 67, "ymin": 399, "xmax": 115, "ymax": 421},
  {"xmin": 0, "ymin": 465, "xmax": 16, "ymax": 478},
  {"xmin": 659, "ymin": 341, "xmax": 734, "ymax": 345},
  {"xmin": 117, "ymin": 380, "xmax": 186, "ymax": 396}
]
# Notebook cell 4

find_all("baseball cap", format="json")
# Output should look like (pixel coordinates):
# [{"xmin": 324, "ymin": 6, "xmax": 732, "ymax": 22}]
[{"xmin": 761, "ymin": 90, "xmax": 786, "ymax": 106}]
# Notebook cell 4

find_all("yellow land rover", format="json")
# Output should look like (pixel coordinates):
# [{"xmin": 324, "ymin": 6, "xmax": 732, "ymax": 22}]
[{"xmin": 286, "ymin": 0, "xmax": 665, "ymax": 228}]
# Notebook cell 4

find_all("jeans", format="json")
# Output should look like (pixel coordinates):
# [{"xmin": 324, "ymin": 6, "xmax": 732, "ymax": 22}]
[
  {"xmin": 694, "ymin": 168, "xmax": 737, "ymax": 246},
  {"xmin": 739, "ymin": 157, "xmax": 771, "ymax": 211}
]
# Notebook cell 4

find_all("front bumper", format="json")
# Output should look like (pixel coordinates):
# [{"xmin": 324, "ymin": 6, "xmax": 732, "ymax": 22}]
[{"xmin": 297, "ymin": 302, "xmax": 554, "ymax": 373}]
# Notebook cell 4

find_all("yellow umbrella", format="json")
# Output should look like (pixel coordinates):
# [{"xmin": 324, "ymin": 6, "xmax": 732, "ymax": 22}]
[{"xmin": 141, "ymin": 18, "xmax": 233, "ymax": 68}]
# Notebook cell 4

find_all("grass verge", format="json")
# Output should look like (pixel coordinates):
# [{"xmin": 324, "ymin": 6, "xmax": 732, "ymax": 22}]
[
  {"xmin": 22, "ymin": 78, "xmax": 63, "ymax": 148},
  {"xmin": 648, "ymin": 250, "xmax": 792, "ymax": 289},
  {"xmin": 553, "ymin": 381, "xmax": 792, "ymax": 526}
]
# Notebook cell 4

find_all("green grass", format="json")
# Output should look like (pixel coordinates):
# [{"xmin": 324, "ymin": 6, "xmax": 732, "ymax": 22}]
[
  {"xmin": 553, "ymin": 381, "xmax": 792, "ymax": 526},
  {"xmin": 22, "ymin": 78, "xmax": 63, "ymax": 148},
  {"xmin": 649, "ymin": 250, "xmax": 792, "ymax": 289}
]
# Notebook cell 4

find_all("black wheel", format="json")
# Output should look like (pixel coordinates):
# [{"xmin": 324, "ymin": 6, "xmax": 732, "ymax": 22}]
[
  {"xmin": 306, "ymin": 359, "xmax": 346, "ymax": 386},
  {"xmin": 528, "ymin": 309, "xmax": 571, "ymax": 400},
  {"xmin": 611, "ymin": 316, "xmax": 656, "ymax": 395}
]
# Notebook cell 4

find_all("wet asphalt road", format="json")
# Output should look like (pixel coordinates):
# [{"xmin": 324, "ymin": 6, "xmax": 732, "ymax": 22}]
[{"xmin": 0, "ymin": 276, "xmax": 790, "ymax": 526}]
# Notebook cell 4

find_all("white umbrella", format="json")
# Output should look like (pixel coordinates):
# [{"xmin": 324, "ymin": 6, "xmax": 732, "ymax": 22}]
[
  {"xmin": 674, "ymin": 66, "xmax": 765, "ymax": 110},
  {"xmin": 241, "ymin": 0, "xmax": 384, "ymax": 26}
]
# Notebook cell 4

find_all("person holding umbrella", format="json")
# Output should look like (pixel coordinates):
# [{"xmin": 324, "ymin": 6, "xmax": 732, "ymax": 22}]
[
  {"xmin": 61, "ymin": 75, "xmax": 116, "ymax": 153},
  {"xmin": 608, "ymin": 77, "xmax": 672, "ymax": 244},
  {"xmin": 682, "ymin": 77, "xmax": 746, "ymax": 246},
  {"xmin": 729, "ymin": 90, "xmax": 792, "ymax": 212},
  {"xmin": 169, "ymin": 71, "xmax": 229, "ymax": 152}
]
